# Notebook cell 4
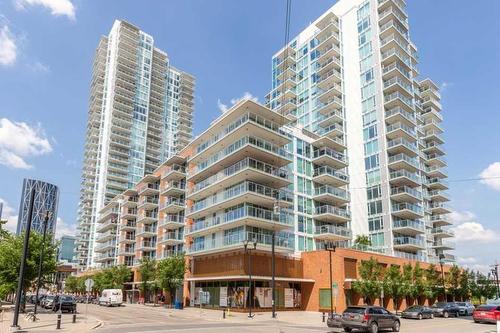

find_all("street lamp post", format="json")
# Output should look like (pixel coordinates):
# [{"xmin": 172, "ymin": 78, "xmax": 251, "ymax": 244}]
[
  {"xmin": 439, "ymin": 254, "xmax": 447, "ymax": 302},
  {"xmin": 243, "ymin": 238, "xmax": 257, "ymax": 318},
  {"xmin": 33, "ymin": 211, "xmax": 51, "ymax": 318},
  {"xmin": 491, "ymin": 265, "xmax": 499, "ymax": 300},
  {"xmin": 324, "ymin": 243, "xmax": 336, "ymax": 318},
  {"xmin": 11, "ymin": 189, "xmax": 36, "ymax": 330}
]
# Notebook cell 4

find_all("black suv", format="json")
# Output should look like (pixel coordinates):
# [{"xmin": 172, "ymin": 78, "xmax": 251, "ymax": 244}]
[
  {"xmin": 52, "ymin": 295, "xmax": 77, "ymax": 313},
  {"xmin": 341, "ymin": 306, "xmax": 400, "ymax": 333},
  {"xmin": 431, "ymin": 302, "xmax": 460, "ymax": 318}
]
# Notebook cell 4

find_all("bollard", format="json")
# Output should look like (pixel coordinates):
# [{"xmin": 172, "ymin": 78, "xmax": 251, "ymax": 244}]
[
  {"xmin": 72, "ymin": 313, "xmax": 76, "ymax": 323},
  {"xmin": 322, "ymin": 312, "xmax": 325, "ymax": 322},
  {"xmin": 223, "ymin": 308, "xmax": 226, "ymax": 319},
  {"xmin": 56, "ymin": 313, "xmax": 62, "ymax": 329}
]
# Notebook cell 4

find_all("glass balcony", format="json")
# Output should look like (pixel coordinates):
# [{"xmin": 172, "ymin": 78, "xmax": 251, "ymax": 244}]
[
  {"xmin": 159, "ymin": 198, "xmax": 185, "ymax": 214},
  {"xmin": 136, "ymin": 211, "xmax": 159, "ymax": 223},
  {"xmin": 314, "ymin": 225, "xmax": 351, "ymax": 241},
  {"xmin": 136, "ymin": 226, "xmax": 157, "ymax": 237},
  {"xmin": 391, "ymin": 202, "xmax": 423, "ymax": 219},
  {"xmin": 315, "ymin": 205, "xmax": 350, "ymax": 223},
  {"xmin": 392, "ymin": 219, "xmax": 425, "ymax": 235},
  {"xmin": 161, "ymin": 164, "xmax": 186, "ymax": 181},
  {"xmin": 159, "ymin": 215, "xmax": 185, "ymax": 229},
  {"xmin": 188, "ymin": 181, "xmax": 289, "ymax": 218},
  {"xmin": 187, "ymin": 231, "xmax": 294, "ymax": 256},
  {"xmin": 187, "ymin": 157, "xmax": 291, "ymax": 201},
  {"xmin": 432, "ymin": 240, "xmax": 455, "ymax": 250},
  {"xmin": 388, "ymin": 153, "xmax": 420, "ymax": 171},
  {"xmin": 313, "ymin": 147, "xmax": 348, "ymax": 169},
  {"xmin": 160, "ymin": 180, "xmax": 186, "ymax": 197},
  {"xmin": 389, "ymin": 169, "xmax": 421, "ymax": 187},
  {"xmin": 158, "ymin": 232, "xmax": 184, "ymax": 245},
  {"xmin": 393, "ymin": 236, "xmax": 426, "ymax": 250},
  {"xmin": 185, "ymin": 204, "xmax": 294, "ymax": 236},
  {"xmin": 189, "ymin": 135, "xmax": 292, "ymax": 181},
  {"xmin": 314, "ymin": 185, "xmax": 350, "ymax": 205},
  {"xmin": 430, "ymin": 214, "xmax": 452, "ymax": 227},
  {"xmin": 431, "ymin": 227, "xmax": 454, "ymax": 238},
  {"xmin": 390, "ymin": 186, "xmax": 422, "ymax": 202},
  {"xmin": 313, "ymin": 166, "xmax": 349, "ymax": 187},
  {"xmin": 387, "ymin": 137, "xmax": 418, "ymax": 156}
]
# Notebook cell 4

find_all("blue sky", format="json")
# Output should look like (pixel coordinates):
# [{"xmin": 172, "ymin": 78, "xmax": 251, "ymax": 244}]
[{"xmin": 0, "ymin": 0, "xmax": 498, "ymax": 272}]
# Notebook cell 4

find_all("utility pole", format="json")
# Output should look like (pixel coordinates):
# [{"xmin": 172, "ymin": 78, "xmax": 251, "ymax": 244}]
[
  {"xmin": 11, "ymin": 189, "xmax": 36, "ymax": 330},
  {"xmin": 491, "ymin": 263, "xmax": 499, "ymax": 300},
  {"xmin": 33, "ymin": 211, "xmax": 51, "ymax": 318}
]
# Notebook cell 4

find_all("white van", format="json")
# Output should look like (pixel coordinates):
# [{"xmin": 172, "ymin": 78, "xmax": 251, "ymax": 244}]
[{"xmin": 99, "ymin": 289, "xmax": 123, "ymax": 307}]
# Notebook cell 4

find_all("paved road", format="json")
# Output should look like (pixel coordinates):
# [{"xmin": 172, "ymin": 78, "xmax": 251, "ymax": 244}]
[{"xmin": 85, "ymin": 304, "xmax": 498, "ymax": 333}]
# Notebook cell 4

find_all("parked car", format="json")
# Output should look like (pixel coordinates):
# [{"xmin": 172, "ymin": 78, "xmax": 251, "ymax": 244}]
[
  {"xmin": 52, "ymin": 295, "xmax": 77, "ymax": 313},
  {"xmin": 401, "ymin": 305, "xmax": 434, "ymax": 319},
  {"xmin": 36, "ymin": 294, "xmax": 47, "ymax": 305},
  {"xmin": 341, "ymin": 306, "xmax": 400, "ymax": 333},
  {"xmin": 472, "ymin": 305, "xmax": 500, "ymax": 324},
  {"xmin": 456, "ymin": 302, "xmax": 475, "ymax": 316},
  {"xmin": 326, "ymin": 313, "xmax": 343, "ymax": 328},
  {"xmin": 99, "ymin": 289, "xmax": 123, "ymax": 307},
  {"xmin": 431, "ymin": 302, "xmax": 460, "ymax": 318},
  {"xmin": 43, "ymin": 295, "xmax": 55, "ymax": 309}
]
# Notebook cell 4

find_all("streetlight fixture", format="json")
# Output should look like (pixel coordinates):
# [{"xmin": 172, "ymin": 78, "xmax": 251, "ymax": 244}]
[
  {"xmin": 324, "ymin": 243, "xmax": 337, "ymax": 318},
  {"xmin": 243, "ymin": 238, "xmax": 257, "ymax": 318},
  {"xmin": 33, "ymin": 210, "xmax": 51, "ymax": 318},
  {"xmin": 439, "ymin": 254, "xmax": 447, "ymax": 302}
]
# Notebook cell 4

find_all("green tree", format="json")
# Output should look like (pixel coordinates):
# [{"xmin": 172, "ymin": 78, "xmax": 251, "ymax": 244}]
[
  {"xmin": 0, "ymin": 219, "xmax": 10, "ymax": 240},
  {"xmin": 383, "ymin": 265, "xmax": 404, "ymax": 313},
  {"xmin": 447, "ymin": 265, "xmax": 461, "ymax": 301},
  {"xmin": 352, "ymin": 257, "xmax": 382, "ymax": 305},
  {"xmin": 412, "ymin": 263, "xmax": 426, "ymax": 304},
  {"xmin": 0, "ymin": 231, "xmax": 57, "ymax": 299},
  {"xmin": 65, "ymin": 275, "xmax": 79, "ymax": 293},
  {"xmin": 354, "ymin": 235, "xmax": 372, "ymax": 248},
  {"xmin": 157, "ymin": 256, "xmax": 185, "ymax": 305},
  {"xmin": 401, "ymin": 263, "xmax": 414, "ymax": 305},
  {"xmin": 458, "ymin": 269, "xmax": 473, "ymax": 301},
  {"xmin": 476, "ymin": 272, "xmax": 497, "ymax": 302},
  {"xmin": 139, "ymin": 257, "xmax": 157, "ymax": 304},
  {"xmin": 424, "ymin": 264, "xmax": 441, "ymax": 301}
]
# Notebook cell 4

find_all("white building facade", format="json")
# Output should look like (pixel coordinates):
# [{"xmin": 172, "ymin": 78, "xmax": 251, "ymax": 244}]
[
  {"xmin": 267, "ymin": 0, "xmax": 453, "ymax": 263},
  {"xmin": 75, "ymin": 20, "xmax": 195, "ymax": 270}
]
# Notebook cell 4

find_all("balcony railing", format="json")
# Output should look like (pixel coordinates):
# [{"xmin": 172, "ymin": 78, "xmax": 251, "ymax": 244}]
[
  {"xmin": 186, "ymin": 204, "xmax": 294, "ymax": 234},
  {"xmin": 313, "ymin": 166, "xmax": 349, "ymax": 182},
  {"xmin": 391, "ymin": 186, "xmax": 422, "ymax": 200},
  {"xmin": 394, "ymin": 236, "xmax": 425, "ymax": 247},
  {"xmin": 314, "ymin": 185, "xmax": 350, "ymax": 201},
  {"xmin": 389, "ymin": 169, "xmax": 421, "ymax": 183},
  {"xmin": 315, "ymin": 205, "xmax": 351, "ymax": 219},
  {"xmin": 188, "ymin": 157, "xmax": 290, "ymax": 196},
  {"xmin": 392, "ymin": 202, "xmax": 423, "ymax": 215},
  {"xmin": 393, "ymin": 219, "xmax": 425, "ymax": 231},
  {"xmin": 191, "ymin": 136, "xmax": 292, "ymax": 175},
  {"xmin": 187, "ymin": 231, "xmax": 294, "ymax": 254},
  {"xmin": 315, "ymin": 225, "xmax": 352, "ymax": 238},
  {"xmin": 313, "ymin": 147, "xmax": 347, "ymax": 163},
  {"xmin": 388, "ymin": 153, "xmax": 420, "ymax": 169}
]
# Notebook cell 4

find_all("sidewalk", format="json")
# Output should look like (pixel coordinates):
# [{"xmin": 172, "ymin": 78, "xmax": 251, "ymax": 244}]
[
  {"xmin": 125, "ymin": 303, "xmax": 326, "ymax": 327},
  {"xmin": 0, "ymin": 309, "xmax": 101, "ymax": 333}
]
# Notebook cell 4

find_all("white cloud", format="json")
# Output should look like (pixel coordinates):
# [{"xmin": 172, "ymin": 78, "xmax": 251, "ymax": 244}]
[
  {"xmin": 0, "ymin": 198, "xmax": 18, "ymax": 233},
  {"xmin": 54, "ymin": 217, "xmax": 76, "ymax": 239},
  {"xmin": 479, "ymin": 162, "xmax": 500, "ymax": 191},
  {"xmin": 218, "ymin": 92, "xmax": 259, "ymax": 113},
  {"xmin": 449, "ymin": 210, "xmax": 476, "ymax": 224},
  {"xmin": 452, "ymin": 221, "xmax": 499, "ymax": 242},
  {"xmin": 0, "ymin": 118, "xmax": 53, "ymax": 169},
  {"xmin": 27, "ymin": 60, "xmax": 50, "ymax": 73},
  {"xmin": 0, "ymin": 25, "xmax": 17, "ymax": 66},
  {"xmin": 14, "ymin": 0, "xmax": 76, "ymax": 20}
]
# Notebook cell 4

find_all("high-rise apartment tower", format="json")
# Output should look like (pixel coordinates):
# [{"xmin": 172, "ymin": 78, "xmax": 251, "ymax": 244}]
[
  {"xmin": 267, "ymin": 0, "xmax": 453, "ymax": 263},
  {"xmin": 75, "ymin": 20, "xmax": 195, "ymax": 269}
]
